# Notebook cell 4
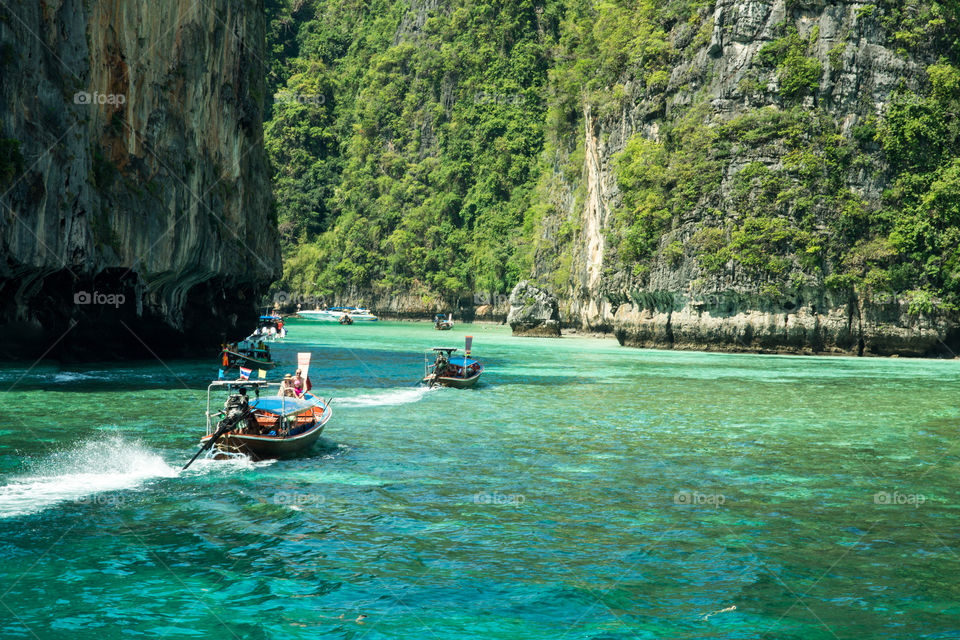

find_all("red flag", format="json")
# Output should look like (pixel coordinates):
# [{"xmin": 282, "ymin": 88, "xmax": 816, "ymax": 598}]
[{"xmin": 465, "ymin": 335, "xmax": 473, "ymax": 357}]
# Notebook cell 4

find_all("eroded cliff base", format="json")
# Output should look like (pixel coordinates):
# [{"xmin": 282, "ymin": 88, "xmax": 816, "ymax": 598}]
[
  {"xmin": 0, "ymin": 269, "xmax": 263, "ymax": 361},
  {"xmin": 610, "ymin": 295, "xmax": 960, "ymax": 358}
]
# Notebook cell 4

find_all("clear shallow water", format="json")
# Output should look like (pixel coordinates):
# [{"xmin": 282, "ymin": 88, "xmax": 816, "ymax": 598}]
[{"xmin": 1, "ymin": 319, "xmax": 959, "ymax": 639}]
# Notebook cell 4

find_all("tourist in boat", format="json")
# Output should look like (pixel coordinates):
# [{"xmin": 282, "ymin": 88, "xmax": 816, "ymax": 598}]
[
  {"xmin": 278, "ymin": 374, "xmax": 298, "ymax": 398},
  {"xmin": 292, "ymin": 369, "xmax": 306, "ymax": 398}
]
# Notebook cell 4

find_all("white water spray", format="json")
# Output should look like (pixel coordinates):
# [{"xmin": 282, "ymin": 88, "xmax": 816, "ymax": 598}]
[{"xmin": 0, "ymin": 437, "xmax": 178, "ymax": 518}]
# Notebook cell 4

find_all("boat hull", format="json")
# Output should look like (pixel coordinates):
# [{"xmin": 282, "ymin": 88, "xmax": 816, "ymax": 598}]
[
  {"xmin": 422, "ymin": 371, "xmax": 482, "ymax": 388},
  {"xmin": 222, "ymin": 351, "xmax": 277, "ymax": 370},
  {"xmin": 207, "ymin": 421, "xmax": 326, "ymax": 458},
  {"xmin": 298, "ymin": 310, "xmax": 379, "ymax": 322},
  {"xmin": 200, "ymin": 394, "xmax": 331, "ymax": 460}
]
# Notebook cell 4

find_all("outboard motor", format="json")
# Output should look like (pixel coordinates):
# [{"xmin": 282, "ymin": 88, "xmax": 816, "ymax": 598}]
[{"xmin": 219, "ymin": 389, "xmax": 251, "ymax": 431}]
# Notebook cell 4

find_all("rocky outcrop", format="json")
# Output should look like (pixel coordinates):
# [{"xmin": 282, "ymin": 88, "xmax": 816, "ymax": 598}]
[
  {"xmin": 612, "ymin": 290, "xmax": 958, "ymax": 357},
  {"xmin": 0, "ymin": 0, "xmax": 279, "ymax": 359},
  {"xmin": 529, "ymin": 0, "xmax": 960, "ymax": 356},
  {"xmin": 507, "ymin": 281, "xmax": 561, "ymax": 337}
]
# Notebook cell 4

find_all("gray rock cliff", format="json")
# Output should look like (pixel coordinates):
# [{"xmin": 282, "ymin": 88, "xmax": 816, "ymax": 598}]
[
  {"xmin": 0, "ymin": 0, "xmax": 279, "ymax": 358},
  {"xmin": 507, "ymin": 281, "xmax": 561, "ymax": 337},
  {"xmin": 529, "ymin": 0, "xmax": 960, "ymax": 356}
]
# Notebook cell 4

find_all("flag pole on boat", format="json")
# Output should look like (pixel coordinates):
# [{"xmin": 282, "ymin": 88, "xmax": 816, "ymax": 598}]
[{"xmin": 464, "ymin": 336, "xmax": 472, "ymax": 379}]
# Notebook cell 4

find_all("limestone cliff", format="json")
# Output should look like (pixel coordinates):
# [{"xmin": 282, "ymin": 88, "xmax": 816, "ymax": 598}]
[
  {"xmin": 0, "ymin": 0, "xmax": 279, "ymax": 358},
  {"xmin": 531, "ymin": 0, "xmax": 960, "ymax": 356}
]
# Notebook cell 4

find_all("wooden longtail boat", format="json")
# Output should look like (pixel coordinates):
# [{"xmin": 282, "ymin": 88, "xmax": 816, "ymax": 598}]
[
  {"xmin": 422, "ymin": 346, "xmax": 483, "ymax": 388},
  {"xmin": 220, "ymin": 345, "xmax": 277, "ymax": 370},
  {"xmin": 199, "ymin": 381, "xmax": 332, "ymax": 459}
]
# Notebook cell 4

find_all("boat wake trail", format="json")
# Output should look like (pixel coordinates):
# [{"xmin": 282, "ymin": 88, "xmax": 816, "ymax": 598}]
[
  {"xmin": 337, "ymin": 386, "xmax": 436, "ymax": 408},
  {"xmin": 0, "ymin": 437, "xmax": 178, "ymax": 518}
]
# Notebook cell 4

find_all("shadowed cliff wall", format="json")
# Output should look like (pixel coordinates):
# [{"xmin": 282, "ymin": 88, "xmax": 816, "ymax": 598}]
[{"xmin": 0, "ymin": 0, "xmax": 280, "ymax": 359}]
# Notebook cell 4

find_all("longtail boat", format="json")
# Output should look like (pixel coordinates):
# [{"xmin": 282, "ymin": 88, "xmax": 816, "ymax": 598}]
[
  {"xmin": 434, "ymin": 313, "xmax": 454, "ymax": 330},
  {"xmin": 422, "ymin": 337, "xmax": 482, "ymax": 388},
  {"xmin": 197, "ymin": 381, "xmax": 331, "ymax": 459},
  {"xmin": 220, "ymin": 339, "xmax": 277, "ymax": 370},
  {"xmin": 251, "ymin": 312, "xmax": 286, "ymax": 339}
]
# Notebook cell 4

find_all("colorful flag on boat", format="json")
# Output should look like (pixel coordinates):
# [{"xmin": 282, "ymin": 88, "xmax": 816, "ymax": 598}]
[
  {"xmin": 465, "ymin": 335, "xmax": 473, "ymax": 357},
  {"xmin": 239, "ymin": 366, "xmax": 252, "ymax": 380},
  {"xmin": 297, "ymin": 352, "xmax": 312, "ymax": 380},
  {"xmin": 258, "ymin": 369, "xmax": 267, "ymax": 379},
  {"xmin": 218, "ymin": 368, "xmax": 225, "ymax": 380}
]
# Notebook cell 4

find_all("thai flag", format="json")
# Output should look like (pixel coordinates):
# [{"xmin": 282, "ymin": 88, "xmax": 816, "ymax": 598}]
[{"xmin": 239, "ymin": 367, "xmax": 252, "ymax": 380}]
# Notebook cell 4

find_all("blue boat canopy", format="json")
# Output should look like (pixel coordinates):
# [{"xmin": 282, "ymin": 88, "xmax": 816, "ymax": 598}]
[
  {"xmin": 259, "ymin": 315, "xmax": 281, "ymax": 321},
  {"xmin": 447, "ymin": 356, "xmax": 480, "ymax": 367},
  {"xmin": 251, "ymin": 396, "xmax": 321, "ymax": 417}
]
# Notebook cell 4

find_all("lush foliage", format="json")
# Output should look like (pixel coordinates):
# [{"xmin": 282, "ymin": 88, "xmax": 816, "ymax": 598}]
[
  {"xmin": 265, "ymin": 0, "xmax": 562, "ymax": 300},
  {"xmin": 262, "ymin": 0, "xmax": 960, "ymax": 313}
]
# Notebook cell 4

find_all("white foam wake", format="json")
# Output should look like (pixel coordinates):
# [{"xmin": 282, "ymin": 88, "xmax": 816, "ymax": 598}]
[
  {"xmin": 336, "ymin": 386, "xmax": 435, "ymax": 407},
  {"xmin": 0, "ymin": 437, "xmax": 178, "ymax": 518}
]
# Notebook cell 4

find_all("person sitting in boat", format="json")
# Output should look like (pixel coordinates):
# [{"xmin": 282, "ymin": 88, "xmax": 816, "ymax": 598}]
[
  {"xmin": 278, "ymin": 374, "xmax": 298, "ymax": 398},
  {"xmin": 292, "ymin": 369, "xmax": 306, "ymax": 398},
  {"xmin": 433, "ymin": 353, "xmax": 448, "ymax": 378}
]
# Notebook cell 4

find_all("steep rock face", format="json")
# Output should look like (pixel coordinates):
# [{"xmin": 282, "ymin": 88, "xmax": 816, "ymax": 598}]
[
  {"xmin": 0, "ymin": 0, "xmax": 279, "ymax": 359},
  {"xmin": 529, "ymin": 0, "xmax": 960, "ymax": 356},
  {"xmin": 507, "ymin": 281, "xmax": 561, "ymax": 337}
]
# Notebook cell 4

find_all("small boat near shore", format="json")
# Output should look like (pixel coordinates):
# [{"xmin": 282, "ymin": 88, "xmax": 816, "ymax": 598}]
[
  {"xmin": 251, "ymin": 313, "xmax": 286, "ymax": 340},
  {"xmin": 422, "ymin": 339, "xmax": 483, "ymax": 388},
  {"xmin": 191, "ymin": 381, "xmax": 332, "ymax": 461},
  {"xmin": 221, "ymin": 340, "xmax": 277, "ymax": 371},
  {"xmin": 298, "ymin": 306, "xmax": 379, "ymax": 322},
  {"xmin": 434, "ymin": 313, "xmax": 454, "ymax": 330}
]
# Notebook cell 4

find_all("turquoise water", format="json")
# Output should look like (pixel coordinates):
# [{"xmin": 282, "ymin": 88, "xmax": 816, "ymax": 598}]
[{"xmin": 1, "ymin": 319, "xmax": 959, "ymax": 639}]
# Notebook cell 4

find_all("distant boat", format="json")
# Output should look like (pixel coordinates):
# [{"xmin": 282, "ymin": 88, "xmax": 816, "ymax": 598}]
[
  {"xmin": 422, "ymin": 342, "xmax": 483, "ymax": 388},
  {"xmin": 221, "ymin": 340, "xmax": 277, "ymax": 370},
  {"xmin": 250, "ymin": 314, "xmax": 286, "ymax": 340},
  {"xmin": 196, "ymin": 381, "xmax": 331, "ymax": 459},
  {"xmin": 298, "ymin": 307, "xmax": 379, "ymax": 322},
  {"xmin": 434, "ymin": 313, "xmax": 454, "ymax": 330}
]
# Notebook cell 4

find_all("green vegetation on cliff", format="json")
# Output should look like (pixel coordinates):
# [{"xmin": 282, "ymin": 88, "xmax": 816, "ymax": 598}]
[{"xmin": 264, "ymin": 0, "xmax": 960, "ymax": 312}]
